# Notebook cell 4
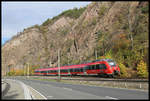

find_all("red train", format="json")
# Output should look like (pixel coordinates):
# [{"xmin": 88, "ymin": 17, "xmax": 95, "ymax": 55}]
[{"xmin": 34, "ymin": 59, "xmax": 120, "ymax": 77}]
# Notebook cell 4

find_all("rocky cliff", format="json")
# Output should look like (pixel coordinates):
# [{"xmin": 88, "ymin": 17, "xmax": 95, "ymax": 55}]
[{"xmin": 2, "ymin": 1, "xmax": 148, "ymax": 77}]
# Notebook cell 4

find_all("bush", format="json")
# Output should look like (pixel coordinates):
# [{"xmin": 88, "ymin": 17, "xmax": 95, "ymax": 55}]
[
  {"xmin": 98, "ymin": 5, "xmax": 107, "ymax": 18},
  {"xmin": 42, "ymin": 18, "xmax": 52, "ymax": 26},
  {"xmin": 118, "ymin": 62, "xmax": 128, "ymax": 78},
  {"xmin": 141, "ymin": 5, "xmax": 148, "ymax": 13},
  {"xmin": 60, "ymin": 7, "xmax": 86, "ymax": 19},
  {"xmin": 137, "ymin": 60, "xmax": 148, "ymax": 78},
  {"xmin": 7, "ymin": 71, "xmax": 15, "ymax": 76},
  {"xmin": 97, "ymin": 50, "xmax": 113, "ymax": 60},
  {"xmin": 41, "ymin": 6, "xmax": 86, "ymax": 26},
  {"xmin": 15, "ymin": 69, "xmax": 24, "ymax": 76}
]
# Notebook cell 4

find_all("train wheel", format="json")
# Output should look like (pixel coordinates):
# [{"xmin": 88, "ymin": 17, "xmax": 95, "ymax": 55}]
[
  {"xmin": 111, "ymin": 74, "xmax": 114, "ymax": 78},
  {"xmin": 107, "ymin": 74, "xmax": 114, "ymax": 78},
  {"xmin": 98, "ymin": 73, "xmax": 102, "ymax": 77}
]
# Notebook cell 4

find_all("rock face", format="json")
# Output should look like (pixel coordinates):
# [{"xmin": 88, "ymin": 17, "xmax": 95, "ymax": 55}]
[{"xmin": 2, "ymin": 1, "xmax": 148, "ymax": 76}]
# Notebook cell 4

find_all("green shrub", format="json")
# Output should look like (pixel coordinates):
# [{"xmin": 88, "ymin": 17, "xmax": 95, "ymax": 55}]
[
  {"xmin": 98, "ymin": 5, "xmax": 107, "ymax": 18},
  {"xmin": 41, "ymin": 7, "xmax": 86, "ymax": 26},
  {"xmin": 7, "ymin": 71, "xmax": 15, "ymax": 76},
  {"xmin": 97, "ymin": 50, "xmax": 113, "ymax": 60},
  {"xmin": 60, "ymin": 7, "xmax": 86, "ymax": 19},
  {"xmin": 61, "ymin": 29, "xmax": 69, "ymax": 36},
  {"xmin": 42, "ymin": 18, "xmax": 52, "ymax": 26},
  {"xmin": 141, "ymin": 5, "xmax": 148, "ymax": 13}
]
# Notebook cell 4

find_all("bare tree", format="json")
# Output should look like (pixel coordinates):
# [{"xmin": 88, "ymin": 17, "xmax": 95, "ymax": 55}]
[{"xmin": 127, "ymin": 2, "xmax": 139, "ymax": 50}]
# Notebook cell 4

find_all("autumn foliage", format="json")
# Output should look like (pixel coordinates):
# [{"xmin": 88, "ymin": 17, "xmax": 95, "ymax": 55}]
[{"xmin": 137, "ymin": 60, "xmax": 148, "ymax": 78}]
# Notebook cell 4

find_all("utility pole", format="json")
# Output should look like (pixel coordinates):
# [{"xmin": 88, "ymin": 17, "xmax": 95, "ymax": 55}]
[
  {"xmin": 24, "ymin": 65, "xmax": 26, "ymax": 76},
  {"xmin": 58, "ymin": 49, "xmax": 61, "ymax": 81},
  {"xmin": 95, "ymin": 49, "xmax": 97, "ymax": 60},
  {"xmin": 27, "ymin": 63, "xmax": 29, "ymax": 78},
  {"xmin": 49, "ymin": 61, "xmax": 51, "ymax": 67},
  {"xmin": 6, "ymin": 66, "xmax": 8, "ymax": 76},
  {"xmin": 68, "ymin": 55, "xmax": 69, "ymax": 65}
]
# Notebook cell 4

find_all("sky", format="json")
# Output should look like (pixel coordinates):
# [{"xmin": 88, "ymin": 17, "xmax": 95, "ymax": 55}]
[{"xmin": 2, "ymin": 2, "xmax": 91, "ymax": 45}]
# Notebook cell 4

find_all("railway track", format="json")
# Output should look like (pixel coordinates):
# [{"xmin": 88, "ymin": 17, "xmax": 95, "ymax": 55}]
[{"xmin": 30, "ymin": 76, "xmax": 148, "ymax": 83}]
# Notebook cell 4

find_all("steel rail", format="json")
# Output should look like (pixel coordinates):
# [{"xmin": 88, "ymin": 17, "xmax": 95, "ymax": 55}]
[{"xmin": 30, "ymin": 76, "xmax": 148, "ymax": 83}]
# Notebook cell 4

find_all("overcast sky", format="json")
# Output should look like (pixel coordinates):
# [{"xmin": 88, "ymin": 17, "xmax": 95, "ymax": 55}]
[{"xmin": 2, "ymin": 2, "xmax": 91, "ymax": 45}]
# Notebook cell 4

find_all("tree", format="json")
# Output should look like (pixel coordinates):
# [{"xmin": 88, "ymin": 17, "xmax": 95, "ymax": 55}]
[
  {"xmin": 137, "ymin": 60, "xmax": 148, "ymax": 78},
  {"xmin": 118, "ymin": 63, "xmax": 128, "ymax": 78}
]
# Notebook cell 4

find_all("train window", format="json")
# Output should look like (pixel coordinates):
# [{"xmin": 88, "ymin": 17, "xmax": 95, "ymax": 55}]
[
  {"xmin": 51, "ymin": 70, "xmax": 55, "ymax": 73},
  {"xmin": 107, "ymin": 60, "xmax": 116, "ymax": 67},
  {"xmin": 96, "ymin": 64, "xmax": 100, "ymax": 69},
  {"xmin": 85, "ymin": 66, "xmax": 89, "ymax": 70},
  {"xmin": 74, "ymin": 68, "xmax": 80, "ymax": 72},
  {"xmin": 64, "ymin": 69, "xmax": 68, "ymax": 73},
  {"xmin": 74, "ymin": 69, "xmax": 77, "ymax": 72},
  {"xmin": 89, "ymin": 65, "xmax": 95, "ymax": 70},
  {"xmin": 91, "ymin": 65, "xmax": 93, "ymax": 70},
  {"xmin": 101, "ymin": 64, "xmax": 107, "ymax": 69},
  {"xmin": 60, "ymin": 69, "xmax": 68, "ymax": 73},
  {"xmin": 78, "ymin": 68, "xmax": 81, "ymax": 72},
  {"xmin": 70, "ymin": 69, "xmax": 73, "ymax": 72},
  {"xmin": 78, "ymin": 68, "xmax": 80, "ymax": 72},
  {"xmin": 41, "ymin": 71, "xmax": 46, "ymax": 73},
  {"xmin": 89, "ymin": 66, "xmax": 92, "ymax": 70},
  {"xmin": 92, "ymin": 65, "xmax": 96, "ymax": 70},
  {"xmin": 72, "ymin": 69, "xmax": 75, "ymax": 72},
  {"xmin": 75, "ymin": 69, "xmax": 77, "ymax": 72},
  {"xmin": 99, "ymin": 65, "xmax": 102, "ymax": 69},
  {"xmin": 74, "ymin": 68, "xmax": 78, "ymax": 72},
  {"xmin": 76, "ymin": 68, "xmax": 79, "ymax": 72},
  {"xmin": 80, "ymin": 68, "xmax": 83, "ymax": 72},
  {"xmin": 104, "ymin": 64, "xmax": 107, "ymax": 69},
  {"xmin": 99, "ymin": 64, "xmax": 103, "ymax": 69},
  {"xmin": 88, "ymin": 66, "xmax": 91, "ymax": 70}
]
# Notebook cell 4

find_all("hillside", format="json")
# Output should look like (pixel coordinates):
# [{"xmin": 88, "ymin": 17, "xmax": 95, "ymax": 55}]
[{"xmin": 2, "ymin": 1, "xmax": 149, "ymax": 78}]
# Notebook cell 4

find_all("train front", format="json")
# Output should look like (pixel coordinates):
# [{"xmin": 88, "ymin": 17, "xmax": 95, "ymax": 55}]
[{"xmin": 107, "ymin": 59, "xmax": 120, "ymax": 76}]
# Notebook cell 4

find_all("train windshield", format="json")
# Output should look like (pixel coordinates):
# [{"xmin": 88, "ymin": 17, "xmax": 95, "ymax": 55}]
[{"xmin": 107, "ymin": 60, "xmax": 116, "ymax": 67}]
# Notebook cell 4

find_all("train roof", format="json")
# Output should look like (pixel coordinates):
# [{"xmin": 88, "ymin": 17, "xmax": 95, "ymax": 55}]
[
  {"xmin": 35, "ymin": 63, "xmax": 88, "ymax": 71},
  {"xmin": 35, "ymin": 59, "xmax": 114, "ymax": 71}
]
